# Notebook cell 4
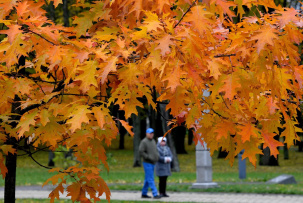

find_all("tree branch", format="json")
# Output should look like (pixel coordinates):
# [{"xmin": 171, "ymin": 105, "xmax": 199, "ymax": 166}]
[
  {"xmin": 201, "ymin": 98, "xmax": 229, "ymax": 119},
  {"xmin": 3, "ymin": 72, "xmax": 57, "ymax": 84},
  {"xmin": 174, "ymin": 0, "xmax": 197, "ymax": 28},
  {"xmin": 22, "ymin": 27, "xmax": 58, "ymax": 46},
  {"xmin": 214, "ymin": 54, "xmax": 236, "ymax": 58}
]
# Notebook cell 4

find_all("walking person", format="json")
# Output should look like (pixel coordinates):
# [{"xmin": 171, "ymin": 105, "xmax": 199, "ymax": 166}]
[
  {"xmin": 156, "ymin": 136, "xmax": 173, "ymax": 197},
  {"xmin": 139, "ymin": 128, "xmax": 161, "ymax": 199}
]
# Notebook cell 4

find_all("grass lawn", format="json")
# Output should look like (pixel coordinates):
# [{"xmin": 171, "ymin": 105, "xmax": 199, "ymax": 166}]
[
  {"xmin": 0, "ymin": 200, "xmax": 185, "ymax": 203},
  {"xmin": 1, "ymin": 135, "xmax": 303, "ymax": 195}
]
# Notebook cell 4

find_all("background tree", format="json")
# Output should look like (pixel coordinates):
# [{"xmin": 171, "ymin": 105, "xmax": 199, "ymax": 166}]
[{"xmin": 0, "ymin": 0, "xmax": 303, "ymax": 202}]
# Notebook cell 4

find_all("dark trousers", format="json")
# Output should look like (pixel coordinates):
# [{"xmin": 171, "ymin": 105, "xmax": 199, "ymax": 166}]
[{"xmin": 159, "ymin": 176, "xmax": 168, "ymax": 194}]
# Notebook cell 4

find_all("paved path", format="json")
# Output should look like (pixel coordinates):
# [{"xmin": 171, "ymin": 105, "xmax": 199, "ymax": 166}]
[{"xmin": 1, "ymin": 186, "xmax": 303, "ymax": 202}]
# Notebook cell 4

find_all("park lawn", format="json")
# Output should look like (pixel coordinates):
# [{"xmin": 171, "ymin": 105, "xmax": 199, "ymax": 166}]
[
  {"xmin": 1, "ymin": 135, "xmax": 303, "ymax": 195},
  {"xmin": 0, "ymin": 200, "xmax": 186, "ymax": 203}
]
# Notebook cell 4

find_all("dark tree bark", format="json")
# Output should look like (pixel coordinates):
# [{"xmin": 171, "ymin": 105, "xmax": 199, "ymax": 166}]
[
  {"xmin": 4, "ymin": 56, "xmax": 25, "ymax": 203},
  {"xmin": 4, "ymin": 139, "xmax": 17, "ymax": 203},
  {"xmin": 217, "ymin": 147, "xmax": 228, "ymax": 159},
  {"xmin": 48, "ymin": 150, "xmax": 55, "ymax": 167},
  {"xmin": 259, "ymin": 144, "xmax": 279, "ymax": 166},
  {"xmin": 188, "ymin": 129, "xmax": 193, "ymax": 145},
  {"xmin": 283, "ymin": 142, "xmax": 289, "ymax": 160},
  {"xmin": 159, "ymin": 104, "xmax": 180, "ymax": 172},
  {"xmin": 132, "ymin": 107, "xmax": 146, "ymax": 167},
  {"xmin": 171, "ymin": 126, "xmax": 187, "ymax": 154},
  {"xmin": 46, "ymin": 1, "xmax": 56, "ymax": 22},
  {"xmin": 297, "ymin": 141, "xmax": 303, "ymax": 152},
  {"xmin": 118, "ymin": 111, "xmax": 127, "ymax": 150},
  {"xmin": 63, "ymin": 0, "xmax": 70, "ymax": 27}
]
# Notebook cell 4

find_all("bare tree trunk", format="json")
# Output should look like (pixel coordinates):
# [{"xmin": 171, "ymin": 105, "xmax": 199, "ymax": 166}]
[
  {"xmin": 46, "ymin": 1, "xmax": 56, "ymax": 22},
  {"xmin": 188, "ymin": 129, "xmax": 193, "ymax": 145},
  {"xmin": 4, "ymin": 149, "xmax": 17, "ymax": 203},
  {"xmin": 118, "ymin": 111, "xmax": 126, "ymax": 150},
  {"xmin": 132, "ymin": 108, "xmax": 145, "ymax": 167},
  {"xmin": 63, "ymin": 0, "xmax": 69, "ymax": 27},
  {"xmin": 172, "ymin": 126, "xmax": 187, "ymax": 154},
  {"xmin": 259, "ymin": 144, "xmax": 279, "ymax": 166},
  {"xmin": 159, "ymin": 104, "xmax": 180, "ymax": 172},
  {"xmin": 4, "ymin": 56, "xmax": 25, "ymax": 203},
  {"xmin": 283, "ymin": 137, "xmax": 289, "ymax": 160}
]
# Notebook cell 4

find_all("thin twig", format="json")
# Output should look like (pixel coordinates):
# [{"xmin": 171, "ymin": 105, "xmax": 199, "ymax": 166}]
[
  {"xmin": 214, "ymin": 54, "xmax": 236, "ymax": 58},
  {"xmin": 220, "ymin": 94, "xmax": 229, "ymax": 109},
  {"xmin": 34, "ymin": 81, "xmax": 46, "ymax": 95},
  {"xmin": 24, "ymin": 28, "xmax": 57, "ymax": 46},
  {"xmin": 174, "ymin": 0, "xmax": 197, "ymax": 28},
  {"xmin": 201, "ymin": 98, "xmax": 228, "ymax": 119}
]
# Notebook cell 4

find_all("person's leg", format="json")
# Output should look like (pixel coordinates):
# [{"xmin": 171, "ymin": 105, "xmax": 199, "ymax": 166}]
[
  {"xmin": 159, "ymin": 176, "xmax": 165, "ymax": 194},
  {"xmin": 142, "ymin": 162, "xmax": 149, "ymax": 196},
  {"xmin": 159, "ymin": 176, "xmax": 168, "ymax": 195},
  {"xmin": 163, "ymin": 176, "xmax": 168, "ymax": 195},
  {"xmin": 145, "ymin": 163, "xmax": 158, "ymax": 196}
]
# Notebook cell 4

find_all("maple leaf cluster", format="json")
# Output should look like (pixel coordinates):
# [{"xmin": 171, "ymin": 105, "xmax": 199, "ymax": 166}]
[{"xmin": 0, "ymin": 0, "xmax": 303, "ymax": 201}]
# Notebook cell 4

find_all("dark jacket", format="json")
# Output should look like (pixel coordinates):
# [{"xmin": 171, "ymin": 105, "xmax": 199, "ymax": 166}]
[
  {"xmin": 139, "ymin": 137, "xmax": 159, "ymax": 164},
  {"xmin": 155, "ymin": 143, "xmax": 173, "ymax": 177}
]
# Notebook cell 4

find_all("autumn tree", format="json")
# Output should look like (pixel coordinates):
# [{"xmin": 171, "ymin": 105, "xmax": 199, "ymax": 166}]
[{"xmin": 1, "ymin": 0, "xmax": 303, "ymax": 202}]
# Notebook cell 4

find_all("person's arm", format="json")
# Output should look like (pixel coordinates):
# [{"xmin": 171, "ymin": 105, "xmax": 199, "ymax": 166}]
[
  {"xmin": 158, "ymin": 147, "xmax": 166, "ymax": 163},
  {"xmin": 167, "ymin": 147, "xmax": 173, "ymax": 162},
  {"xmin": 139, "ymin": 141, "xmax": 148, "ymax": 160}
]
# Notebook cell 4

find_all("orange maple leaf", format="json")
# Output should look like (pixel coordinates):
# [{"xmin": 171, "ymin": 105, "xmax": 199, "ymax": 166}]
[
  {"xmin": 237, "ymin": 123, "xmax": 259, "ymax": 143},
  {"xmin": 16, "ymin": 111, "xmax": 38, "ymax": 137},
  {"xmin": 155, "ymin": 34, "xmax": 175, "ymax": 56},
  {"xmin": 0, "ymin": 153, "xmax": 8, "ymax": 178},
  {"xmin": 118, "ymin": 119, "xmax": 134, "ymax": 136},
  {"xmin": 215, "ymin": 120, "xmax": 236, "ymax": 140},
  {"xmin": 98, "ymin": 56, "xmax": 118, "ymax": 84},
  {"xmin": 66, "ymin": 105, "xmax": 91, "ymax": 133},
  {"xmin": 220, "ymin": 74, "xmax": 241, "ymax": 100},
  {"xmin": 276, "ymin": 7, "xmax": 299, "ymax": 28},
  {"xmin": 250, "ymin": 25, "xmax": 278, "ymax": 53},
  {"xmin": 0, "ymin": 24, "xmax": 22, "ymax": 44},
  {"xmin": 262, "ymin": 130, "xmax": 283, "ymax": 158},
  {"xmin": 162, "ymin": 65, "xmax": 187, "ymax": 93},
  {"xmin": 211, "ymin": 0, "xmax": 236, "ymax": 19}
]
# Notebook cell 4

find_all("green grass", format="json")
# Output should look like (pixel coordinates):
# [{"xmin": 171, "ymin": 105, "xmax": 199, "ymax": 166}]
[
  {"xmin": 0, "ymin": 200, "xmax": 189, "ymax": 203},
  {"xmin": 1, "ymin": 135, "xmax": 303, "ymax": 195}
]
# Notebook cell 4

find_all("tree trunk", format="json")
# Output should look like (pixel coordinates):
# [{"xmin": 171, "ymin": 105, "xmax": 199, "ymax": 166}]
[
  {"xmin": 118, "ymin": 111, "xmax": 126, "ymax": 150},
  {"xmin": 188, "ymin": 129, "xmax": 193, "ymax": 145},
  {"xmin": 298, "ymin": 140, "xmax": 303, "ymax": 152},
  {"xmin": 46, "ymin": 1, "xmax": 56, "ymax": 22},
  {"xmin": 4, "ymin": 58, "xmax": 25, "ymax": 202},
  {"xmin": 259, "ymin": 144, "xmax": 279, "ymax": 166},
  {"xmin": 63, "ymin": 0, "xmax": 69, "ymax": 27},
  {"xmin": 132, "ymin": 107, "xmax": 146, "ymax": 167},
  {"xmin": 159, "ymin": 104, "xmax": 180, "ymax": 172},
  {"xmin": 172, "ymin": 126, "xmax": 187, "ymax": 154},
  {"xmin": 217, "ymin": 147, "xmax": 228, "ymax": 159},
  {"xmin": 283, "ymin": 136, "xmax": 289, "ymax": 160},
  {"xmin": 4, "ymin": 143, "xmax": 17, "ymax": 203}
]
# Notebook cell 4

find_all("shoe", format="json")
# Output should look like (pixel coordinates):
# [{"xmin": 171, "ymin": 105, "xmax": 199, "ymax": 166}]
[
  {"xmin": 141, "ymin": 194, "xmax": 151, "ymax": 198},
  {"xmin": 161, "ymin": 193, "xmax": 169, "ymax": 197},
  {"xmin": 153, "ymin": 195, "xmax": 161, "ymax": 199}
]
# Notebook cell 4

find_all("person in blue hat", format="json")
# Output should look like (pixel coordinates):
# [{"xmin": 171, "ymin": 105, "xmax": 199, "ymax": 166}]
[{"xmin": 139, "ymin": 128, "xmax": 161, "ymax": 199}]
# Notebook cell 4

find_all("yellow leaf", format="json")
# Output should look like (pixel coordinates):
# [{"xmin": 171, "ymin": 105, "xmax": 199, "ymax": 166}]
[
  {"xmin": 92, "ymin": 107, "xmax": 108, "ymax": 129},
  {"xmin": 16, "ymin": 111, "xmax": 38, "ymax": 137},
  {"xmin": 123, "ymin": 92, "xmax": 143, "ymax": 119},
  {"xmin": 118, "ymin": 119, "xmax": 134, "ymax": 136},
  {"xmin": 39, "ymin": 109, "xmax": 50, "ymax": 126},
  {"xmin": 75, "ymin": 61, "xmax": 98, "ymax": 93},
  {"xmin": 66, "ymin": 105, "xmax": 91, "ymax": 133},
  {"xmin": 98, "ymin": 56, "xmax": 118, "ymax": 84},
  {"xmin": 282, "ymin": 119, "xmax": 302, "ymax": 148}
]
